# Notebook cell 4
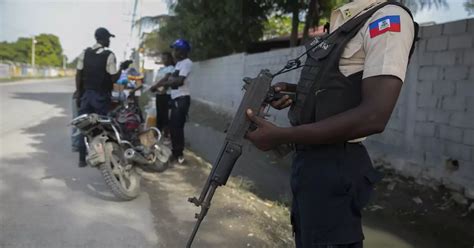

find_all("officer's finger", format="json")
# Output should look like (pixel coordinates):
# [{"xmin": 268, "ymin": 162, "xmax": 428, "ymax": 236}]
[
  {"xmin": 280, "ymin": 99, "xmax": 293, "ymax": 108},
  {"xmin": 271, "ymin": 95, "xmax": 289, "ymax": 108},
  {"xmin": 246, "ymin": 109, "xmax": 265, "ymax": 126},
  {"xmin": 273, "ymin": 82, "xmax": 287, "ymax": 92}
]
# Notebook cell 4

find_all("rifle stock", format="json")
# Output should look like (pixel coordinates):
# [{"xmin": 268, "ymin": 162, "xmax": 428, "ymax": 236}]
[{"xmin": 186, "ymin": 69, "xmax": 275, "ymax": 247}]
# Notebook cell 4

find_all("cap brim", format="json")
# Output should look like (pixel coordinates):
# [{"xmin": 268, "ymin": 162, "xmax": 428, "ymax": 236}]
[{"xmin": 109, "ymin": 34, "xmax": 115, "ymax": 38}]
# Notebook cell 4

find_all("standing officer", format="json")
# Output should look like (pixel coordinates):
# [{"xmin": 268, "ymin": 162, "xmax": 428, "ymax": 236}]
[
  {"xmin": 76, "ymin": 27, "xmax": 131, "ymax": 167},
  {"xmin": 246, "ymin": 0, "xmax": 417, "ymax": 247},
  {"xmin": 153, "ymin": 39, "xmax": 192, "ymax": 164}
]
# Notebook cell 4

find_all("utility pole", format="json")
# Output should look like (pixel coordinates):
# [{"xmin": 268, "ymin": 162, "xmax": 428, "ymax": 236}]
[
  {"xmin": 130, "ymin": 0, "xmax": 141, "ymax": 70},
  {"xmin": 31, "ymin": 36, "xmax": 37, "ymax": 66}
]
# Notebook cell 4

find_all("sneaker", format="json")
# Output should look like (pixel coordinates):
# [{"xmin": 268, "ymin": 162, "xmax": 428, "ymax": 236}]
[
  {"xmin": 177, "ymin": 156, "xmax": 185, "ymax": 165},
  {"xmin": 78, "ymin": 160, "xmax": 87, "ymax": 168}
]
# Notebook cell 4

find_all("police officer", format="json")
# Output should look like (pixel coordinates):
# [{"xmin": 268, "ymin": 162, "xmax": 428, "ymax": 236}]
[
  {"xmin": 245, "ymin": 0, "xmax": 417, "ymax": 247},
  {"xmin": 76, "ymin": 27, "xmax": 131, "ymax": 167},
  {"xmin": 153, "ymin": 39, "xmax": 192, "ymax": 164}
]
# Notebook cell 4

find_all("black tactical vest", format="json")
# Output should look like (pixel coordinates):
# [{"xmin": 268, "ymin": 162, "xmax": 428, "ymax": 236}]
[
  {"xmin": 82, "ymin": 47, "xmax": 113, "ymax": 93},
  {"xmin": 288, "ymin": 1, "xmax": 417, "ymax": 126}
]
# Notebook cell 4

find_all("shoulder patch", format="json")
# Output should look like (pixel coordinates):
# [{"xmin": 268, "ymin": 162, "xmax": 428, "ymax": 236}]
[{"xmin": 369, "ymin": 15, "xmax": 401, "ymax": 38}]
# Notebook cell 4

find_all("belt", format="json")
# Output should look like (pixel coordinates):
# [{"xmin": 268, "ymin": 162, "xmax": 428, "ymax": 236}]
[{"xmin": 294, "ymin": 142, "xmax": 362, "ymax": 152}]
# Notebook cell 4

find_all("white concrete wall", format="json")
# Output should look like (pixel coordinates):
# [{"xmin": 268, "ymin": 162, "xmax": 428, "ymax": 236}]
[{"xmin": 186, "ymin": 19, "xmax": 474, "ymax": 199}]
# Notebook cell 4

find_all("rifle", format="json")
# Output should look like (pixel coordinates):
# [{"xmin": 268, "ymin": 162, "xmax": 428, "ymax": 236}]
[{"xmin": 186, "ymin": 69, "xmax": 296, "ymax": 247}]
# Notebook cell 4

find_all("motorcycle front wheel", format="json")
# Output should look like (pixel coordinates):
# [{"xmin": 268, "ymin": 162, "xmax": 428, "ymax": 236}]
[{"xmin": 100, "ymin": 142, "xmax": 141, "ymax": 201}]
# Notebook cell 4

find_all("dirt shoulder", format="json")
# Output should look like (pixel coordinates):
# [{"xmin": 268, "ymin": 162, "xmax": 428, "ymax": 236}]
[
  {"xmin": 140, "ymin": 151, "xmax": 294, "ymax": 248},
  {"xmin": 141, "ymin": 150, "xmax": 474, "ymax": 248},
  {"xmin": 363, "ymin": 160, "xmax": 474, "ymax": 248}
]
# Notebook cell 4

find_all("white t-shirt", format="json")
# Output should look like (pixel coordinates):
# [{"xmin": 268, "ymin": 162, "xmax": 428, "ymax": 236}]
[{"xmin": 170, "ymin": 58, "xmax": 192, "ymax": 99}]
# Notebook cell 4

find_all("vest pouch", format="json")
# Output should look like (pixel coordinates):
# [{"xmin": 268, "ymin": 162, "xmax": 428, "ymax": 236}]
[
  {"xmin": 307, "ymin": 42, "xmax": 335, "ymax": 62},
  {"xmin": 314, "ymin": 86, "xmax": 360, "ymax": 122}
]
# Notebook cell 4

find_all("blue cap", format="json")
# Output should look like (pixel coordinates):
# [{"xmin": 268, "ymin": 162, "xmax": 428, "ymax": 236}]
[{"xmin": 170, "ymin": 39, "xmax": 191, "ymax": 52}]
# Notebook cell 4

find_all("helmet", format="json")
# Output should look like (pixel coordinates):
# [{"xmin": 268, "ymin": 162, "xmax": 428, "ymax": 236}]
[{"xmin": 170, "ymin": 39, "xmax": 191, "ymax": 52}]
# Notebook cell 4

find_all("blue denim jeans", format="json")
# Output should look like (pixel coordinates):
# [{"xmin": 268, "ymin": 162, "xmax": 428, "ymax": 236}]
[{"xmin": 78, "ymin": 90, "xmax": 110, "ymax": 162}]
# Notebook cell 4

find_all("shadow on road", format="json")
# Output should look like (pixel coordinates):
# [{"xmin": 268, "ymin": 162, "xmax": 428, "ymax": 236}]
[
  {"xmin": 8, "ymin": 92, "xmax": 116, "ymax": 200},
  {"xmin": 0, "ymin": 91, "xmax": 157, "ymax": 247}
]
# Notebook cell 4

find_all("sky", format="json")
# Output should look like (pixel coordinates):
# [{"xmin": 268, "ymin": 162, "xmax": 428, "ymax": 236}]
[
  {"xmin": 0, "ymin": 0, "xmax": 168, "ymax": 61},
  {"xmin": 0, "ymin": 0, "xmax": 472, "ymax": 62}
]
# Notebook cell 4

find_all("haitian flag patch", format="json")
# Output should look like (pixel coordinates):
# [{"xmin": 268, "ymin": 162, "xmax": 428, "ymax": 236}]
[{"xmin": 369, "ymin": 15, "xmax": 401, "ymax": 38}]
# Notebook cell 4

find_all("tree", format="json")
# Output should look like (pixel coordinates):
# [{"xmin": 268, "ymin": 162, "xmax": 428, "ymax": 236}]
[
  {"xmin": 141, "ymin": 30, "xmax": 171, "ymax": 57},
  {"xmin": 464, "ymin": 0, "xmax": 474, "ymax": 15},
  {"xmin": 272, "ymin": 0, "xmax": 305, "ymax": 47},
  {"xmin": 0, "ymin": 42, "xmax": 16, "ymax": 61},
  {"xmin": 34, "ymin": 34, "xmax": 64, "ymax": 67},
  {"xmin": 399, "ymin": 0, "xmax": 448, "ymax": 13},
  {"xmin": 67, "ymin": 56, "xmax": 80, "ymax": 69},
  {"xmin": 273, "ymin": 0, "xmax": 343, "ymax": 45},
  {"xmin": 156, "ymin": 0, "xmax": 273, "ymax": 60},
  {"xmin": 263, "ymin": 15, "xmax": 304, "ymax": 39},
  {"xmin": 303, "ymin": 0, "xmax": 346, "ymax": 40},
  {"xmin": 0, "ymin": 34, "xmax": 64, "ymax": 66}
]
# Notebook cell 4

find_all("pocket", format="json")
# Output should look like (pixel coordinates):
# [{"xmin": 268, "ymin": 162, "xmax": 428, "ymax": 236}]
[
  {"xmin": 307, "ymin": 42, "xmax": 335, "ymax": 61},
  {"xmin": 364, "ymin": 167, "xmax": 384, "ymax": 185},
  {"xmin": 352, "ymin": 168, "xmax": 384, "ymax": 212}
]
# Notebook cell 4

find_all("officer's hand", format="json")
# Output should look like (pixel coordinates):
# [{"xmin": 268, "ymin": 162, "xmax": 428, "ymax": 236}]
[
  {"xmin": 120, "ymin": 60, "xmax": 133, "ymax": 70},
  {"xmin": 270, "ymin": 82, "xmax": 294, "ymax": 110},
  {"xmin": 245, "ymin": 109, "xmax": 281, "ymax": 151}
]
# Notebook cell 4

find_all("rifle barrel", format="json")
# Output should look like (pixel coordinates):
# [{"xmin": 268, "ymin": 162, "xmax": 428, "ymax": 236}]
[{"xmin": 186, "ymin": 182, "xmax": 218, "ymax": 247}]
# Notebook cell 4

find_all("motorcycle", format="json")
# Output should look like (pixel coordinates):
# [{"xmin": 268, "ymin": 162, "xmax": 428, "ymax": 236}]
[{"xmin": 71, "ymin": 86, "xmax": 172, "ymax": 201}]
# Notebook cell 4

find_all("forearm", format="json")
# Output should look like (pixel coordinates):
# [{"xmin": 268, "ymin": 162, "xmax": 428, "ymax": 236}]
[
  {"xmin": 164, "ymin": 77, "xmax": 184, "ymax": 88},
  {"xmin": 277, "ymin": 76, "xmax": 401, "ymax": 145},
  {"xmin": 278, "ymin": 105, "xmax": 387, "ymax": 145},
  {"xmin": 152, "ymin": 75, "xmax": 170, "ymax": 88}
]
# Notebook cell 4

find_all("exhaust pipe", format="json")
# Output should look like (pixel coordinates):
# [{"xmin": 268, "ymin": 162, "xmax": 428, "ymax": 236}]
[{"xmin": 124, "ymin": 148, "xmax": 154, "ymax": 165}]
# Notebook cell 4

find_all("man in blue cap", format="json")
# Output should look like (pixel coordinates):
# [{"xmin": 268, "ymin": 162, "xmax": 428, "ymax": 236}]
[
  {"xmin": 75, "ymin": 27, "xmax": 131, "ymax": 167},
  {"xmin": 153, "ymin": 39, "xmax": 192, "ymax": 164}
]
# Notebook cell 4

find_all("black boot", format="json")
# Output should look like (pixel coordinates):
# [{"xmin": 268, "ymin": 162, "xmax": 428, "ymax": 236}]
[{"xmin": 78, "ymin": 148, "xmax": 87, "ymax": 168}]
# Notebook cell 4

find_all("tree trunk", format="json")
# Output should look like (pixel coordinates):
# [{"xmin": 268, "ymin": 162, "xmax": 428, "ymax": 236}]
[
  {"xmin": 290, "ymin": 3, "xmax": 300, "ymax": 47},
  {"xmin": 303, "ymin": 0, "xmax": 319, "ymax": 42}
]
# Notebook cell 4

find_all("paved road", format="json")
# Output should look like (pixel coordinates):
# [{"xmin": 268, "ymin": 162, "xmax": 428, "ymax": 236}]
[{"xmin": 0, "ymin": 78, "xmax": 160, "ymax": 248}]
